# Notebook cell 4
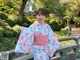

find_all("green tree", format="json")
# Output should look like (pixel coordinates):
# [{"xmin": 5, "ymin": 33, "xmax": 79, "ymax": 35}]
[
  {"xmin": 0, "ymin": 0, "xmax": 28, "ymax": 23},
  {"xmin": 0, "ymin": 0, "xmax": 21, "ymax": 14},
  {"xmin": 34, "ymin": 0, "xmax": 65, "ymax": 17},
  {"xmin": 19, "ymin": 0, "xmax": 28, "ymax": 21},
  {"xmin": 64, "ymin": 0, "xmax": 80, "ymax": 26}
]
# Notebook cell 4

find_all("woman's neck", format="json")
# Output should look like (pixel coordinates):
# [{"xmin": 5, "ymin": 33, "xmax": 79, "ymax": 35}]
[{"xmin": 38, "ymin": 20, "xmax": 44, "ymax": 24}]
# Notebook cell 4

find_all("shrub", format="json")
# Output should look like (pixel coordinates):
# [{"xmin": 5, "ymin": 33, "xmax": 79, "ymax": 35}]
[
  {"xmin": 4, "ymin": 26, "xmax": 14, "ymax": 37},
  {"xmin": 6, "ymin": 19, "xmax": 15, "ymax": 27},
  {"xmin": 0, "ymin": 27, "xmax": 4, "ymax": 37},
  {"xmin": 0, "ymin": 13, "xmax": 8, "ymax": 20},
  {"xmin": 45, "ymin": 17, "xmax": 65, "ymax": 31},
  {"xmin": 0, "ymin": 20, "xmax": 9, "ymax": 28},
  {"xmin": 22, "ymin": 17, "xmax": 32, "ymax": 27},
  {"xmin": 4, "ymin": 30, "xmax": 13, "ymax": 37},
  {"xmin": 12, "ymin": 25, "xmax": 21, "ymax": 38},
  {"xmin": 15, "ymin": 16, "xmax": 34, "ymax": 27},
  {"xmin": 5, "ymin": 26, "xmax": 13, "ymax": 31},
  {"xmin": 0, "ymin": 37, "xmax": 17, "ymax": 51},
  {"xmin": 61, "ymin": 26, "xmax": 69, "ymax": 35}
]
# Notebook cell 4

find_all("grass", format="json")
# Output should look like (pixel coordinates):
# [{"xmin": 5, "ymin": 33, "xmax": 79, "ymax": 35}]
[
  {"xmin": 0, "ymin": 37, "xmax": 17, "ymax": 52},
  {"xmin": 54, "ymin": 31, "xmax": 67, "ymax": 38},
  {"xmin": 54, "ymin": 31, "xmax": 76, "ymax": 46}
]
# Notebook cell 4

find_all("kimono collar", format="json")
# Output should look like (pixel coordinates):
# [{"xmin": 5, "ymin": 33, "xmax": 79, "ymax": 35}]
[{"xmin": 35, "ymin": 20, "xmax": 45, "ymax": 26}]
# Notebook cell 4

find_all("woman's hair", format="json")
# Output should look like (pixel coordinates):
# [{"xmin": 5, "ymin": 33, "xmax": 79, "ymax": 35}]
[{"xmin": 36, "ymin": 8, "xmax": 46, "ymax": 16}]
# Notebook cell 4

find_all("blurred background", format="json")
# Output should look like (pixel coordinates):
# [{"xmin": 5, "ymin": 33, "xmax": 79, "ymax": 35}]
[{"xmin": 0, "ymin": 0, "xmax": 80, "ymax": 53}]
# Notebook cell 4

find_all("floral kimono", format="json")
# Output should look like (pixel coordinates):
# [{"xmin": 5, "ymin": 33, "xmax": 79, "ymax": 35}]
[{"xmin": 14, "ymin": 20, "xmax": 60, "ymax": 60}]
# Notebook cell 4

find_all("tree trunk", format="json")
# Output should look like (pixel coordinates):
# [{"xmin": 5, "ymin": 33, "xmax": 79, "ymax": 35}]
[{"xmin": 19, "ymin": 0, "xmax": 28, "ymax": 21}]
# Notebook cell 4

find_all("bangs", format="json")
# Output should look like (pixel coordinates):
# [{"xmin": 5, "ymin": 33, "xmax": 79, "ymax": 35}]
[{"xmin": 36, "ymin": 8, "xmax": 46, "ymax": 16}]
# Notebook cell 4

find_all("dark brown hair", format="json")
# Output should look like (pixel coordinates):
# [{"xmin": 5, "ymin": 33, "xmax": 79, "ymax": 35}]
[{"xmin": 36, "ymin": 8, "xmax": 46, "ymax": 16}]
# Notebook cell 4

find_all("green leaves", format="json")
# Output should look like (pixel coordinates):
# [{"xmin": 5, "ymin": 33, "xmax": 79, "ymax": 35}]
[
  {"xmin": 0, "ymin": 0, "xmax": 21, "ymax": 14},
  {"xmin": 64, "ymin": 0, "xmax": 80, "ymax": 26}
]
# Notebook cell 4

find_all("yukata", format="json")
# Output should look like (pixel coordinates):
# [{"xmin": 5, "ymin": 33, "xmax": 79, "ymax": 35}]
[{"xmin": 14, "ymin": 20, "xmax": 60, "ymax": 60}]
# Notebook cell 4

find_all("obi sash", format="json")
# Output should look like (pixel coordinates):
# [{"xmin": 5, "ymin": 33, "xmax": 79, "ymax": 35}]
[{"xmin": 34, "ymin": 33, "xmax": 48, "ymax": 46}]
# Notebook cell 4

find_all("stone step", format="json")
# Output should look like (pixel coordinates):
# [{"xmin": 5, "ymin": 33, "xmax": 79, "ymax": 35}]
[
  {"xmin": 71, "ymin": 32, "xmax": 80, "ymax": 34},
  {"xmin": 72, "ymin": 28, "xmax": 80, "ymax": 30},
  {"xmin": 68, "ymin": 36, "xmax": 80, "ymax": 38},
  {"xmin": 69, "ymin": 33, "xmax": 80, "ymax": 38},
  {"xmin": 71, "ymin": 30, "xmax": 80, "ymax": 32},
  {"xmin": 70, "ymin": 34, "xmax": 80, "ymax": 36}
]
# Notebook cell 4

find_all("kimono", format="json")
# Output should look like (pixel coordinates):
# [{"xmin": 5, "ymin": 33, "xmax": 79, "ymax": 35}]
[{"xmin": 14, "ymin": 20, "xmax": 60, "ymax": 60}]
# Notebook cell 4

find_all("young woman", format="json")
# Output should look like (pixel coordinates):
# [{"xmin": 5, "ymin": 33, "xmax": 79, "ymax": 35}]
[{"xmin": 14, "ymin": 8, "xmax": 60, "ymax": 60}]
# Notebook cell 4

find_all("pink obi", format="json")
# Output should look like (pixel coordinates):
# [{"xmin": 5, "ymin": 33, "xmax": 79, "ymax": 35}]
[{"xmin": 34, "ymin": 34, "xmax": 48, "ymax": 46}]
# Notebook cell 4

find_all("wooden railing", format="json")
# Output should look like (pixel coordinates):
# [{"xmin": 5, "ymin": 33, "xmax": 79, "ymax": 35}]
[{"xmin": 0, "ymin": 37, "xmax": 80, "ymax": 60}]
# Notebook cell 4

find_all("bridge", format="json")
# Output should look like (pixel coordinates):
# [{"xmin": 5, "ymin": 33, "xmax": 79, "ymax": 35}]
[{"xmin": 0, "ymin": 37, "xmax": 80, "ymax": 60}]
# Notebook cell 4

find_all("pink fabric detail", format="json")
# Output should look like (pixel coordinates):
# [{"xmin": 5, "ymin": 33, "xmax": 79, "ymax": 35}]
[
  {"xmin": 51, "ymin": 35, "xmax": 59, "ymax": 45},
  {"xmin": 44, "ymin": 50, "xmax": 49, "ymax": 58},
  {"xmin": 34, "ymin": 33, "xmax": 48, "ymax": 46},
  {"xmin": 50, "ymin": 47, "xmax": 56, "ymax": 53},
  {"xmin": 40, "ymin": 58, "xmax": 43, "ymax": 60},
  {"xmin": 34, "ymin": 20, "xmax": 46, "ymax": 27}
]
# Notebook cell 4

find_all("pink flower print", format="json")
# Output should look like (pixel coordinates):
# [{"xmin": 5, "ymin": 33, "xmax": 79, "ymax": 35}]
[
  {"xmin": 24, "ymin": 47, "xmax": 31, "ymax": 54},
  {"xmin": 19, "ymin": 35, "xmax": 27, "ymax": 42},
  {"xmin": 44, "ymin": 53, "xmax": 49, "ymax": 58},
  {"xmin": 50, "ymin": 47, "xmax": 56, "ymax": 53},
  {"xmin": 39, "ymin": 58, "xmax": 43, "ymax": 60},
  {"xmin": 52, "ymin": 38, "xmax": 58, "ymax": 45},
  {"xmin": 45, "ymin": 24, "xmax": 49, "ymax": 29},
  {"xmin": 37, "ymin": 54, "xmax": 42, "ymax": 59},
  {"xmin": 37, "ymin": 24, "xmax": 40, "ymax": 27},
  {"xmin": 39, "ymin": 46, "xmax": 44, "ymax": 50},
  {"xmin": 35, "ymin": 21, "xmax": 40, "ymax": 27},
  {"xmin": 39, "ymin": 32, "xmax": 42, "ymax": 35}
]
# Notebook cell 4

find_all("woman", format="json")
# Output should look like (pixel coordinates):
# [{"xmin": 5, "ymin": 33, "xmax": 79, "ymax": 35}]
[{"xmin": 14, "ymin": 8, "xmax": 60, "ymax": 60}]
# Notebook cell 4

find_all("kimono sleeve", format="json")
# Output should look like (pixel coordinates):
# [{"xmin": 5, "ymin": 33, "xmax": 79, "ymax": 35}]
[
  {"xmin": 14, "ymin": 24, "xmax": 35, "ymax": 54},
  {"xmin": 48, "ymin": 26, "xmax": 60, "ymax": 57}
]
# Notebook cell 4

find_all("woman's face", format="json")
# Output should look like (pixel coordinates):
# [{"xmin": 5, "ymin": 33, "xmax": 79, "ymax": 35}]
[{"xmin": 36, "ymin": 14, "xmax": 45, "ymax": 21}]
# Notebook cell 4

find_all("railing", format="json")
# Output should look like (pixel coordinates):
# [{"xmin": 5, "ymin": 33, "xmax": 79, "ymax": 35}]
[{"xmin": 0, "ymin": 37, "xmax": 80, "ymax": 60}]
